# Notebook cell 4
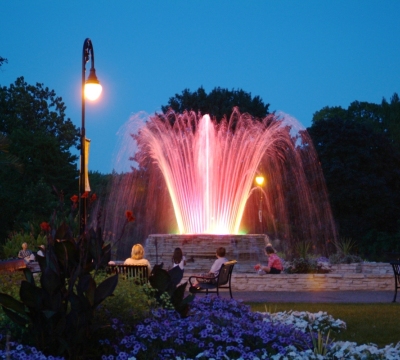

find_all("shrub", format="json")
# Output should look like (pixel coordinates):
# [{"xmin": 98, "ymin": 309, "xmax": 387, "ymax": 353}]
[
  {"xmin": 1, "ymin": 232, "xmax": 47, "ymax": 259},
  {"xmin": 329, "ymin": 253, "xmax": 363, "ymax": 264},
  {"xmin": 285, "ymin": 257, "xmax": 319, "ymax": 274},
  {"xmin": 332, "ymin": 237, "xmax": 357, "ymax": 256}
]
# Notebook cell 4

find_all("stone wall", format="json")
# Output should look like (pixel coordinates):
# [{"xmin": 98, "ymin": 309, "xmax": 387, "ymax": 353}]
[
  {"xmin": 331, "ymin": 262, "xmax": 392, "ymax": 274},
  {"xmin": 229, "ymin": 273, "xmax": 394, "ymax": 291},
  {"xmin": 181, "ymin": 263, "xmax": 395, "ymax": 292},
  {"xmin": 145, "ymin": 234, "xmax": 269, "ymax": 273},
  {"xmin": 144, "ymin": 234, "xmax": 395, "ymax": 291}
]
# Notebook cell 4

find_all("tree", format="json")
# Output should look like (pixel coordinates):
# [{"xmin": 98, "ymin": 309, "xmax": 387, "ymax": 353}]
[
  {"xmin": 161, "ymin": 86, "xmax": 270, "ymax": 122},
  {"xmin": 0, "ymin": 77, "xmax": 80, "ymax": 242},
  {"xmin": 308, "ymin": 102, "xmax": 400, "ymax": 259},
  {"xmin": 0, "ymin": 133, "xmax": 22, "ymax": 171},
  {"xmin": 0, "ymin": 57, "xmax": 7, "ymax": 68}
]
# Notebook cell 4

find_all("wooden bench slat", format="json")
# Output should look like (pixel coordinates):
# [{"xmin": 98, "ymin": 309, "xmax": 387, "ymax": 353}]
[{"xmin": 107, "ymin": 265, "xmax": 149, "ymax": 284}]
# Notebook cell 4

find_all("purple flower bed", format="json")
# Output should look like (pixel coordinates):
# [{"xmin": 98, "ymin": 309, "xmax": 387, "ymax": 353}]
[{"xmin": 111, "ymin": 296, "xmax": 313, "ymax": 359}]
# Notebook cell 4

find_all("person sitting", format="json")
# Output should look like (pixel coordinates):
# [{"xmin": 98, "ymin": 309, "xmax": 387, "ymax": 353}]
[
  {"xmin": 37, "ymin": 245, "xmax": 45, "ymax": 257},
  {"xmin": 191, "ymin": 247, "xmax": 228, "ymax": 289},
  {"xmin": 18, "ymin": 242, "xmax": 34, "ymax": 262},
  {"xmin": 124, "ymin": 244, "xmax": 151, "ymax": 273},
  {"xmin": 171, "ymin": 247, "xmax": 186, "ymax": 270},
  {"xmin": 255, "ymin": 244, "xmax": 283, "ymax": 274}
]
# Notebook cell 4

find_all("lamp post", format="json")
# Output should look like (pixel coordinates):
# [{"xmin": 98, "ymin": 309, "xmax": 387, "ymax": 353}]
[
  {"xmin": 80, "ymin": 38, "xmax": 102, "ymax": 237},
  {"xmin": 255, "ymin": 175, "xmax": 265, "ymax": 234}
]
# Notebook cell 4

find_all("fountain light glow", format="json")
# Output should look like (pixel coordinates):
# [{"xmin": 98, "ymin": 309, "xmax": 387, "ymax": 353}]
[{"xmin": 137, "ymin": 110, "xmax": 294, "ymax": 234}]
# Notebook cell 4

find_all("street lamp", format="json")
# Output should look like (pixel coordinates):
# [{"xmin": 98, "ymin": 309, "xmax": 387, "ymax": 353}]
[
  {"xmin": 80, "ymin": 38, "xmax": 102, "ymax": 236},
  {"xmin": 255, "ymin": 175, "xmax": 265, "ymax": 233}
]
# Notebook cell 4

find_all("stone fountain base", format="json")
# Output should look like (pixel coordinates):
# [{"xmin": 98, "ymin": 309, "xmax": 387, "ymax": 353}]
[{"xmin": 144, "ymin": 234, "xmax": 270, "ymax": 273}]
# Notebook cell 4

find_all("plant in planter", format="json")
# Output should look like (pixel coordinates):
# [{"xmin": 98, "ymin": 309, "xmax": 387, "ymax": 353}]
[
  {"xmin": 329, "ymin": 237, "xmax": 363, "ymax": 264},
  {"xmin": 0, "ymin": 220, "xmax": 118, "ymax": 359},
  {"xmin": 148, "ymin": 264, "xmax": 194, "ymax": 318}
]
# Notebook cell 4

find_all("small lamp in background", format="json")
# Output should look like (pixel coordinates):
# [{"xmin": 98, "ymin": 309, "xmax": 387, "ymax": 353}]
[{"xmin": 255, "ymin": 175, "xmax": 265, "ymax": 233}]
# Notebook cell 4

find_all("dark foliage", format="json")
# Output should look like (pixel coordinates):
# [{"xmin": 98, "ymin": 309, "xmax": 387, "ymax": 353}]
[
  {"xmin": 0, "ymin": 223, "xmax": 116, "ymax": 359},
  {"xmin": 161, "ymin": 86, "xmax": 270, "ymax": 123},
  {"xmin": 149, "ymin": 263, "xmax": 194, "ymax": 318},
  {"xmin": 308, "ymin": 96, "xmax": 400, "ymax": 260},
  {"xmin": 0, "ymin": 77, "xmax": 79, "ymax": 242}
]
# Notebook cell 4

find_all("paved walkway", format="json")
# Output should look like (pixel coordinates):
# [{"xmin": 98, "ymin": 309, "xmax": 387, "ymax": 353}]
[{"xmin": 190, "ymin": 290, "xmax": 398, "ymax": 303}]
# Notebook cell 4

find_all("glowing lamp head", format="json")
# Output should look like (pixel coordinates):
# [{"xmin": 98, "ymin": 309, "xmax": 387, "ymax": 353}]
[
  {"xmin": 84, "ymin": 68, "xmax": 102, "ymax": 101},
  {"xmin": 255, "ymin": 176, "xmax": 265, "ymax": 186}
]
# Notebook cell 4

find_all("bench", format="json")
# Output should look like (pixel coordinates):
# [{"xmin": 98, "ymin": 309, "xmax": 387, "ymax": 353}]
[
  {"xmin": 188, "ymin": 260, "xmax": 237, "ymax": 299},
  {"xmin": 107, "ymin": 264, "xmax": 149, "ymax": 284},
  {"xmin": 390, "ymin": 260, "xmax": 400, "ymax": 302}
]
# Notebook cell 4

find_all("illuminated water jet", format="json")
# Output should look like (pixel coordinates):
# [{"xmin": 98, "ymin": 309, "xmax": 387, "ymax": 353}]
[
  {"xmin": 137, "ymin": 110, "xmax": 297, "ymax": 234},
  {"xmin": 104, "ymin": 108, "xmax": 337, "ymax": 258}
]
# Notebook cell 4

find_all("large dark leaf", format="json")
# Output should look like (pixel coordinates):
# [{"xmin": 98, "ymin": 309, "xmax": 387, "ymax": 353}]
[
  {"xmin": 68, "ymin": 292, "xmax": 86, "ymax": 313},
  {"xmin": 149, "ymin": 267, "xmax": 171, "ymax": 295},
  {"xmin": 41, "ymin": 267, "xmax": 61, "ymax": 295},
  {"xmin": 100, "ymin": 243, "xmax": 111, "ymax": 267},
  {"xmin": 94, "ymin": 274, "xmax": 118, "ymax": 307},
  {"xmin": 54, "ymin": 239, "xmax": 78, "ymax": 277},
  {"xmin": 37, "ymin": 252, "xmax": 46, "ymax": 272},
  {"xmin": 20, "ymin": 281, "xmax": 43, "ymax": 310},
  {"xmin": 77, "ymin": 274, "xmax": 96, "ymax": 306},
  {"xmin": 41, "ymin": 288, "xmax": 63, "ymax": 312},
  {"xmin": 54, "ymin": 221, "xmax": 70, "ymax": 241},
  {"xmin": 88, "ymin": 228, "xmax": 101, "ymax": 265},
  {"xmin": 170, "ymin": 281, "xmax": 187, "ymax": 307},
  {"xmin": 0, "ymin": 293, "xmax": 26, "ymax": 314},
  {"xmin": 2, "ymin": 306, "xmax": 29, "ymax": 327},
  {"xmin": 23, "ymin": 268, "xmax": 35, "ymax": 286}
]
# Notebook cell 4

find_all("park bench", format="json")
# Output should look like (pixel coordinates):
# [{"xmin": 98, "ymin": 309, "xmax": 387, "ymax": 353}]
[
  {"xmin": 107, "ymin": 264, "xmax": 149, "ymax": 284},
  {"xmin": 188, "ymin": 260, "xmax": 237, "ymax": 299},
  {"xmin": 390, "ymin": 260, "xmax": 400, "ymax": 302}
]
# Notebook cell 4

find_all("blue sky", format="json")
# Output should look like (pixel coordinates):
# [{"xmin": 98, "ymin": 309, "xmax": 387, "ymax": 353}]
[{"xmin": 1, "ymin": 1, "xmax": 399, "ymax": 174}]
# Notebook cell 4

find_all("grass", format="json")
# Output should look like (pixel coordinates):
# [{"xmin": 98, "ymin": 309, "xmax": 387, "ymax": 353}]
[{"xmin": 248, "ymin": 302, "xmax": 400, "ymax": 348}]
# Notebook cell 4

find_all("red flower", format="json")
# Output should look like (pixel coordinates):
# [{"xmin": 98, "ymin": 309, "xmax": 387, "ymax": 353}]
[
  {"xmin": 81, "ymin": 191, "xmax": 89, "ymax": 198},
  {"xmin": 40, "ymin": 222, "xmax": 51, "ymax": 232},
  {"xmin": 70, "ymin": 195, "xmax": 78, "ymax": 203},
  {"xmin": 125, "ymin": 210, "xmax": 135, "ymax": 222}
]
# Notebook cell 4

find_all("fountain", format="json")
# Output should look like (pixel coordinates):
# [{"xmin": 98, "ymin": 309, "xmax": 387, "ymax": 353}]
[{"xmin": 102, "ymin": 108, "xmax": 337, "ymax": 271}]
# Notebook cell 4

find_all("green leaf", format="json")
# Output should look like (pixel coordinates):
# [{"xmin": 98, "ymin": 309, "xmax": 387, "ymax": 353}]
[
  {"xmin": 0, "ymin": 293, "xmax": 26, "ymax": 314},
  {"xmin": 2, "ymin": 306, "xmax": 29, "ymax": 327},
  {"xmin": 94, "ymin": 274, "xmax": 118, "ymax": 307}
]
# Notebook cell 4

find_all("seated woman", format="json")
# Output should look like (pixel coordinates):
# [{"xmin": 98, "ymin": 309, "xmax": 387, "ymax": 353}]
[
  {"xmin": 171, "ymin": 247, "xmax": 186, "ymax": 270},
  {"xmin": 255, "ymin": 244, "xmax": 283, "ymax": 274},
  {"xmin": 124, "ymin": 244, "xmax": 151, "ymax": 273}
]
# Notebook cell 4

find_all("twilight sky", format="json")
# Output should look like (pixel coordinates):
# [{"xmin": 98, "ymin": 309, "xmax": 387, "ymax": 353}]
[{"xmin": 1, "ymin": 1, "xmax": 399, "ymax": 174}]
